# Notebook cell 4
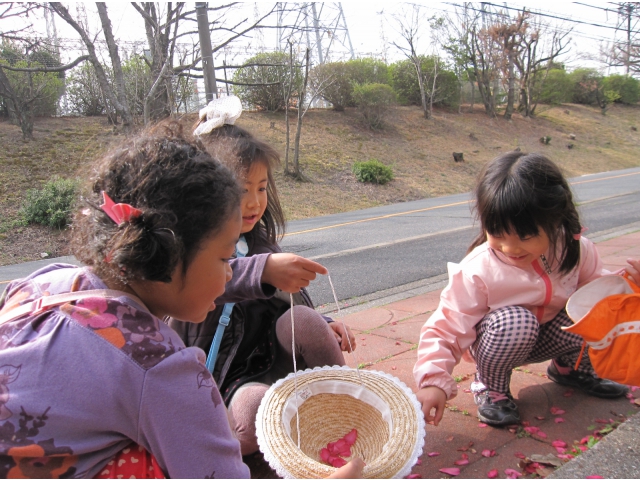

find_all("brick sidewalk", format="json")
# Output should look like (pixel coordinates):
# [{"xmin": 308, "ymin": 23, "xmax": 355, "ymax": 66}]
[{"xmin": 247, "ymin": 230, "xmax": 640, "ymax": 478}]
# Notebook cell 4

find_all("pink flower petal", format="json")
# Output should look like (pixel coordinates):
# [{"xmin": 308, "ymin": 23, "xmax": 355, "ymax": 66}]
[
  {"xmin": 631, "ymin": 386, "xmax": 639, "ymax": 392},
  {"xmin": 595, "ymin": 419, "xmax": 610, "ymax": 424},
  {"xmin": 454, "ymin": 459, "xmax": 469, "ymax": 466},
  {"xmin": 557, "ymin": 454, "xmax": 574, "ymax": 460},
  {"xmin": 550, "ymin": 406, "xmax": 566, "ymax": 415},
  {"xmin": 343, "ymin": 428, "xmax": 358, "ymax": 446},
  {"xmin": 563, "ymin": 390, "xmax": 574, "ymax": 397},
  {"xmin": 535, "ymin": 416, "xmax": 545, "ymax": 420},
  {"xmin": 514, "ymin": 452, "xmax": 526, "ymax": 459},
  {"xmin": 505, "ymin": 468, "xmax": 522, "ymax": 478},
  {"xmin": 481, "ymin": 449, "xmax": 496, "ymax": 458},
  {"xmin": 439, "ymin": 468, "xmax": 460, "ymax": 476},
  {"xmin": 464, "ymin": 389, "xmax": 471, "ymax": 393},
  {"xmin": 392, "ymin": 366, "xmax": 397, "ymax": 370},
  {"xmin": 524, "ymin": 462, "xmax": 541, "ymax": 474},
  {"xmin": 320, "ymin": 448, "xmax": 330, "ymax": 463},
  {"xmin": 524, "ymin": 426, "xmax": 539, "ymax": 434},
  {"xmin": 478, "ymin": 422, "xmax": 488, "ymax": 428},
  {"xmin": 580, "ymin": 436, "xmax": 591, "ymax": 445},
  {"xmin": 536, "ymin": 430, "xmax": 548, "ymax": 438},
  {"xmin": 555, "ymin": 447, "xmax": 566, "ymax": 454},
  {"xmin": 555, "ymin": 417, "xmax": 565, "ymax": 423},
  {"xmin": 427, "ymin": 452, "xmax": 441, "ymax": 457},
  {"xmin": 552, "ymin": 440, "xmax": 568, "ymax": 448},
  {"xmin": 487, "ymin": 469, "xmax": 499, "ymax": 479},
  {"xmin": 330, "ymin": 457, "xmax": 347, "ymax": 468},
  {"xmin": 585, "ymin": 476, "xmax": 604, "ymax": 479},
  {"xmin": 405, "ymin": 475, "xmax": 422, "ymax": 479},
  {"xmin": 416, "ymin": 459, "xmax": 422, "ymax": 465}
]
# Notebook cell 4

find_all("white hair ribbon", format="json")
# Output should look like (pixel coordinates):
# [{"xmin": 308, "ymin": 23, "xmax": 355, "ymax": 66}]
[{"xmin": 193, "ymin": 95, "xmax": 243, "ymax": 136}]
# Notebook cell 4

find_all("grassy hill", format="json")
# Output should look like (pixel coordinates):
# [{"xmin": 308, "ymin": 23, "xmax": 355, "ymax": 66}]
[{"xmin": 1, "ymin": 103, "xmax": 639, "ymax": 265}]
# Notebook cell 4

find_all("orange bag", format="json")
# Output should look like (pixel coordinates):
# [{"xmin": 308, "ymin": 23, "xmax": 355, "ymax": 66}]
[{"xmin": 564, "ymin": 275, "xmax": 640, "ymax": 386}]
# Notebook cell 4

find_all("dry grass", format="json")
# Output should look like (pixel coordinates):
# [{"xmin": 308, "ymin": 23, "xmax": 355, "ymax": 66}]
[{"xmin": 1, "ymin": 103, "xmax": 639, "ymax": 265}]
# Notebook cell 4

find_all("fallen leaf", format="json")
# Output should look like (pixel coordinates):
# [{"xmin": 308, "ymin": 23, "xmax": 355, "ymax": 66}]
[
  {"xmin": 427, "ymin": 452, "xmax": 441, "ymax": 457},
  {"xmin": 535, "ymin": 416, "xmax": 545, "ymax": 420},
  {"xmin": 550, "ymin": 406, "xmax": 566, "ymax": 415},
  {"xmin": 554, "ymin": 417, "xmax": 565, "ymax": 423},
  {"xmin": 634, "ymin": 398, "xmax": 640, "ymax": 406},
  {"xmin": 439, "ymin": 468, "xmax": 460, "ymax": 476},
  {"xmin": 487, "ymin": 469, "xmax": 499, "ymax": 479},
  {"xmin": 504, "ymin": 468, "xmax": 522, "ymax": 478},
  {"xmin": 469, "ymin": 448, "xmax": 477, "ymax": 454},
  {"xmin": 537, "ymin": 465, "xmax": 556, "ymax": 476}
]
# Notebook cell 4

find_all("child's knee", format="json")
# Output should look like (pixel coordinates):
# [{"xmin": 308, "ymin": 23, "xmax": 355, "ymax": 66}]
[{"xmin": 484, "ymin": 305, "xmax": 539, "ymax": 331}]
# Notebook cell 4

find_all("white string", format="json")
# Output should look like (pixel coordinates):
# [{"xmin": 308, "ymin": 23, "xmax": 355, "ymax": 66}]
[
  {"xmin": 326, "ymin": 273, "xmax": 364, "ymax": 385},
  {"xmin": 290, "ymin": 293, "xmax": 301, "ymax": 449}
]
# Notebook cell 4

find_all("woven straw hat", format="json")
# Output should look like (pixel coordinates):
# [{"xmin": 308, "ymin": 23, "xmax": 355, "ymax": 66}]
[{"xmin": 256, "ymin": 365, "xmax": 426, "ymax": 478}]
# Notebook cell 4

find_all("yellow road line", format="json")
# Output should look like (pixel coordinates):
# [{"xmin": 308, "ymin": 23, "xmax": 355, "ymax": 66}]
[
  {"xmin": 571, "ymin": 171, "xmax": 640, "ymax": 185},
  {"xmin": 285, "ymin": 200, "xmax": 470, "ymax": 237}
]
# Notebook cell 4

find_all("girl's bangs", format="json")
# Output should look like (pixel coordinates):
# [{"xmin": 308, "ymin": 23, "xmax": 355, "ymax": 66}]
[{"xmin": 483, "ymin": 185, "xmax": 541, "ymax": 239}]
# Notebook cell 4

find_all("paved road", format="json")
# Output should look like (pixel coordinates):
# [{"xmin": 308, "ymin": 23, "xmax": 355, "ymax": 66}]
[
  {"xmin": 280, "ymin": 167, "xmax": 640, "ymax": 308},
  {"xmin": 2, "ymin": 168, "xmax": 640, "ymax": 304}
]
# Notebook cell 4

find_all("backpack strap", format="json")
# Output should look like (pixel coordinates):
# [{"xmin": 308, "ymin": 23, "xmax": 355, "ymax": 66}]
[
  {"xmin": 0, "ymin": 288, "xmax": 148, "ymax": 326},
  {"xmin": 205, "ymin": 235, "xmax": 248, "ymax": 377}
]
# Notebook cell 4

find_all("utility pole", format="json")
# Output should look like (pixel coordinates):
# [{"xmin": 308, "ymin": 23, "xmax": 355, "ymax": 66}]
[{"xmin": 196, "ymin": 2, "xmax": 217, "ymax": 102}]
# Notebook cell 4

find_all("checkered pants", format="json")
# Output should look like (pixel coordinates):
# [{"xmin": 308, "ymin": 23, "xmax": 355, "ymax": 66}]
[{"xmin": 469, "ymin": 306, "xmax": 594, "ymax": 395}]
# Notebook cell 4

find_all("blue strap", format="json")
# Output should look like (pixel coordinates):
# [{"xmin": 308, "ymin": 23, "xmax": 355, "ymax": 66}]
[{"xmin": 205, "ymin": 236, "xmax": 248, "ymax": 376}]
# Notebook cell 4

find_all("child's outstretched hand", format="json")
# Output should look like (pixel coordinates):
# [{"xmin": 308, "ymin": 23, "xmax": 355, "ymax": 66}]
[
  {"xmin": 263, "ymin": 253, "xmax": 328, "ymax": 293},
  {"xmin": 330, "ymin": 322, "xmax": 356, "ymax": 353},
  {"xmin": 327, "ymin": 458, "xmax": 365, "ymax": 478},
  {"xmin": 416, "ymin": 386, "xmax": 447, "ymax": 427},
  {"xmin": 626, "ymin": 258, "xmax": 640, "ymax": 286}
]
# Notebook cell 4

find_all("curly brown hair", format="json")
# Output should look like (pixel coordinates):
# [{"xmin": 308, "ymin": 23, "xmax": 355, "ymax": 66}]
[{"xmin": 72, "ymin": 121, "xmax": 241, "ymax": 283}]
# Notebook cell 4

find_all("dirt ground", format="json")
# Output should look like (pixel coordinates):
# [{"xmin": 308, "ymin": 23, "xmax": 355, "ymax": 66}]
[{"xmin": 1, "ymin": 103, "xmax": 639, "ymax": 266}]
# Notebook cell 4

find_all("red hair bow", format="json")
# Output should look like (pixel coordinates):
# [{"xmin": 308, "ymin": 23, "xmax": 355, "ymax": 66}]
[{"xmin": 100, "ymin": 191, "xmax": 142, "ymax": 226}]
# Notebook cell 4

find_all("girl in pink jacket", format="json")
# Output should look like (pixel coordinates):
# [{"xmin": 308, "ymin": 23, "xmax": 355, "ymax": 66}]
[{"xmin": 414, "ymin": 151, "xmax": 640, "ymax": 427}]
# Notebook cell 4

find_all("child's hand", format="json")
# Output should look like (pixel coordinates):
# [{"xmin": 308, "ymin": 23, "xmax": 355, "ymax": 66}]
[
  {"xmin": 626, "ymin": 258, "xmax": 640, "ymax": 286},
  {"xmin": 329, "ymin": 322, "xmax": 356, "ymax": 353},
  {"xmin": 263, "ymin": 253, "xmax": 328, "ymax": 293},
  {"xmin": 416, "ymin": 386, "xmax": 447, "ymax": 427},
  {"xmin": 327, "ymin": 457, "xmax": 365, "ymax": 478}
]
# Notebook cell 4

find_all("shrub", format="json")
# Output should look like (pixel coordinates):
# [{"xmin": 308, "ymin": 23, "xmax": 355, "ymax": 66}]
[
  {"xmin": 538, "ymin": 69, "xmax": 573, "ymax": 105},
  {"xmin": 311, "ymin": 58, "xmax": 391, "ymax": 111},
  {"xmin": 602, "ymin": 74, "xmax": 640, "ymax": 105},
  {"xmin": 20, "ymin": 177, "xmax": 79, "ymax": 228},
  {"xmin": 352, "ymin": 83, "xmax": 396, "ymax": 129},
  {"xmin": 390, "ymin": 56, "xmax": 459, "ymax": 108},
  {"xmin": 568, "ymin": 68, "xmax": 603, "ymax": 105},
  {"xmin": 233, "ymin": 51, "xmax": 301, "ymax": 111},
  {"xmin": 352, "ymin": 159, "xmax": 394, "ymax": 185}
]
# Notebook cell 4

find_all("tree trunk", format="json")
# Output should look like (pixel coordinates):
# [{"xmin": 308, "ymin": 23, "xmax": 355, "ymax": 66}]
[
  {"xmin": 504, "ymin": 50, "xmax": 515, "ymax": 120},
  {"xmin": 469, "ymin": 80, "xmax": 475, "ymax": 113},
  {"xmin": 414, "ymin": 59, "xmax": 429, "ymax": 119},
  {"xmin": 96, "ymin": 3, "xmax": 132, "ymax": 126},
  {"xmin": 292, "ymin": 49, "xmax": 310, "ymax": 181},
  {"xmin": 0, "ymin": 66, "xmax": 33, "ymax": 140}
]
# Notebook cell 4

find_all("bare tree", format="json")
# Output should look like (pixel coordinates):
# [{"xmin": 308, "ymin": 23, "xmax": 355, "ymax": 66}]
[
  {"xmin": 50, "ymin": 2, "xmax": 134, "ymax": 126},
  {"xmin": 392, "ymin": 5, "xmax": 430, "ymax": 119}
]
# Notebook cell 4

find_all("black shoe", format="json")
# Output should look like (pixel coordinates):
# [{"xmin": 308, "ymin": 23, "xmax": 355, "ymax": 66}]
[
  {"xmin": 474, "ymin": 390, "xmax": 521, "ymax": 426},
  {"xmin": 547, "ymin": 362, "xmax": 629, "ymax": 399}
]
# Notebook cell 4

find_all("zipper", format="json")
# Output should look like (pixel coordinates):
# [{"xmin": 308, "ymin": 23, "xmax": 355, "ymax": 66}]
[{"xmin": 532, "ymin": 255, "xmax": 553, "ymax": 320}]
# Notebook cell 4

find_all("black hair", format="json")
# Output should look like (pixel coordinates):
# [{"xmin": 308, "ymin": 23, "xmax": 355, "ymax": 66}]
[
  {"xmin": 72, "ymin": 121, "xmax": 241, "ymax": 283},
  {"xmin": 194, "ymin": 122, "xmax": 286, "ymax": 245},
  {"xmin": 468, "ymin": 151, "xmax": 582, "ymax": 274}
]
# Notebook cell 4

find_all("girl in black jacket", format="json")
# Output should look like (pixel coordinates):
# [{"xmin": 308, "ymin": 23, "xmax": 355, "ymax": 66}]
[{"xmin": 169, "ymin": 98, "xmax": 355, "ymax": 455}]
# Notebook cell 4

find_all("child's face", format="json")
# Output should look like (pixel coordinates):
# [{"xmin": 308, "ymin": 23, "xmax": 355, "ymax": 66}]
[
  {"xmin": 486, "ymin": 227, "xmax": 550, "ymax": 269},
  {"xmin": 134, "ymin": 211, "xmax": 242, "ymax": 323},
  {"xmin": 240, "ymin": 161, "xmax": 269, "ymax": 234}
]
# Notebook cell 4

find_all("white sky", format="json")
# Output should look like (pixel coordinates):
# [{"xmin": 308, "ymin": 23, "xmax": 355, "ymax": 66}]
[{"xmin": 37, "ymin": 2, "xmax": 627, "ymax": 72}]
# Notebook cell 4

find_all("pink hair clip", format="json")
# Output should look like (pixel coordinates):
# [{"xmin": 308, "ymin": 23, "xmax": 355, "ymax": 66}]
[
  {"xmin": 573, "ymin": 226, "xmax": 588, "ymax": 240},
  {"xmin": 100, "ymin": 191, "xmax": 142, "ymax": 226}
]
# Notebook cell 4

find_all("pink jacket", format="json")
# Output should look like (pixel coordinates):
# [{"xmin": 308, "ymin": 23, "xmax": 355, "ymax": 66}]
[{"xmin": 414, "ymin": 236, "xmax": 609, "ymax": 399}]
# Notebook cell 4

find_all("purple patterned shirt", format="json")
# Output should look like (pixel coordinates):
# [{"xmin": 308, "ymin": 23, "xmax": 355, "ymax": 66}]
[{"xmin": 0, "ymin": 260, "xmax": 270, "ymax": 478}]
